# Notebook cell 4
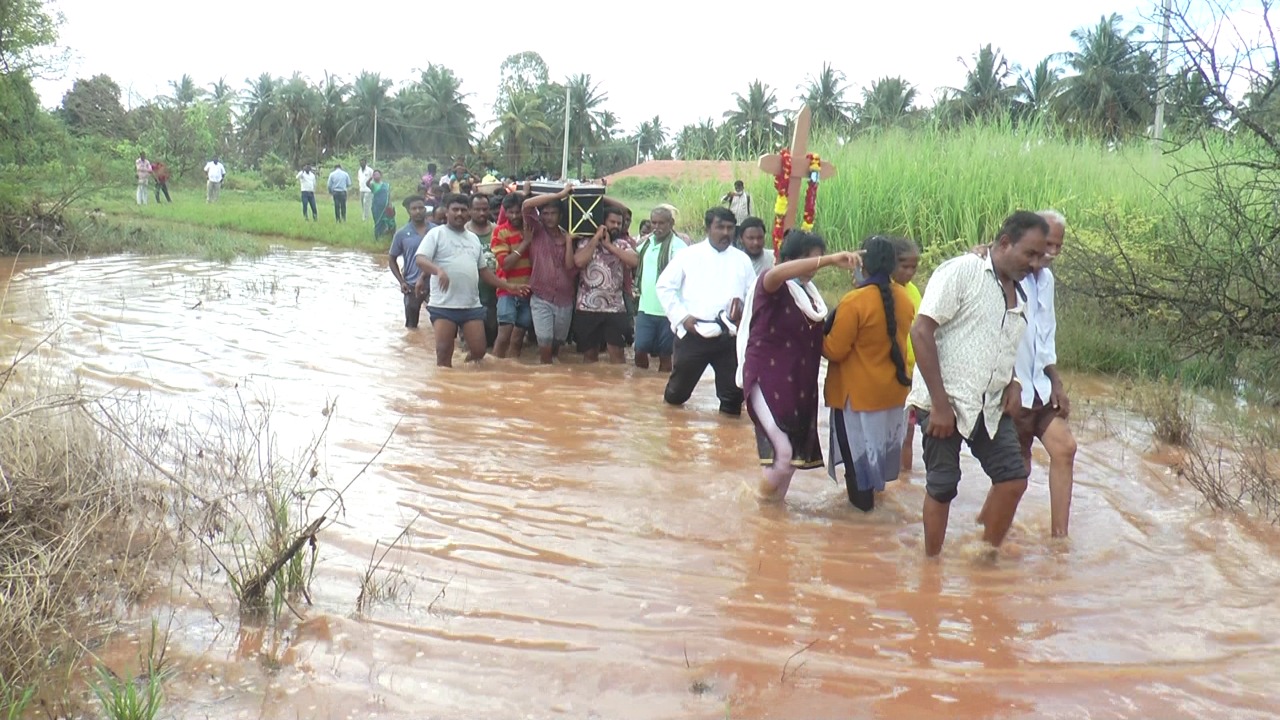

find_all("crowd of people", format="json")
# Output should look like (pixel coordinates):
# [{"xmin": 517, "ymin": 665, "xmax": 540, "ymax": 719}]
[{"xmin": 386, "ymin": 175, "xmax": 1077, "ymax": 557}]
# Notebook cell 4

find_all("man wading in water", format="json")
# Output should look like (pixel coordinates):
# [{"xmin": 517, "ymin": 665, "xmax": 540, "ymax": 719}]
[
  {"xmin": 414, "ymin": 194, "xmax": 528, "ymax": 367},
  {"xmin": 908, "ymin": 211, "xmax": 1047, "ymax": 556}
]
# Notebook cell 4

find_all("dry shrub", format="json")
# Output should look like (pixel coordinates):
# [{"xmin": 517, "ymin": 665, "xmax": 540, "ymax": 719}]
[
  {"xmin": 0, "ymin": 355, "xmax": 170, "ymax": 691},
  {"xmin": 1131, "ymin": 377, "xmax": 1195, "ymax": 446},
  {"xmin": 1176, "ymin": 426, "xmax": 1280, "ymax": 524}
]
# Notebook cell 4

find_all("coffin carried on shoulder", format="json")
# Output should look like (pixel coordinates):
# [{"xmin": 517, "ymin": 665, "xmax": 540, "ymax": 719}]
[{"xmin": 528, "ymin": 180, "xmax": 607, "ymax": 235}]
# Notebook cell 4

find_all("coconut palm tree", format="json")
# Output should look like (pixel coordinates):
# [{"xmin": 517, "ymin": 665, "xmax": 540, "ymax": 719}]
[
  {"xmin": 490, "ymin": 89, "xmax": 553, "ymax": 175},
  {"xmin": 859, "ymin": 76, "xmax": 918, "ymax": 130},
  {"xmin": 168, "ymin": 74, "xmax": 204, "ymax": 107},
  {"xmin": 240, "ymin": 73, "xmax": 281, "ymax": 164},
  {"xmin": 207, "ymin": 77, "xmax": 237, "ymax": 108},
  {"xmin": 946, "ymin": 44, "xmax": 1018, "ymax": 122},
  {"xmin": 799, "ymin": 63, "xmax": 853, "ymax": 134},
  {"xmin": 634, "ymin": 115, "xmax": 666, "ymax": 161},
  {"xmin": 1059, "ymin": 13, "xmax": 1157, "ymax": 140},
  {"xmin": 1165, "ymin": 67, "xmax": 1222, "ymax": 134},
  {"xmin": 409, "ymin": 64, "xmax": 475, "ymax": 160},
  {"xmin": 1016, "ymin": 58, "xmax": 1062, "ymax": 123},
  {"xmin": 316, "ymin": 71, "xmax": 350, "ymax": 158},
  {"xmin": 565, "ymin": 73, "xmax": 609, "ymax": 177},
  {"xmin": 275, "ymin": 73, "xmax": 322, "ymax": 166},
  {"xmin": 724, "ymin": 80, "xmax": 781, "ymax": 157},
  {"xmin": 343, "ymin": 71, "xmax": 395, "ymax": 155}
]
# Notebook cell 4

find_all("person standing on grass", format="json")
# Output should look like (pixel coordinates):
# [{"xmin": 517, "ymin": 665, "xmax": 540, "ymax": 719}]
[
  {"xmin": 522, "ymin": 185, "xmax": 579, "ymax": 364},
  {"xmin": 466, "ymin": 193, "xmax": 501, "ymax": 348},
  {"xmin": 737, "ymin": 230, "xmax": 861, "ymax": 501},
  {"xmin": 204, "ymin": 157, "xmax": 226, "ymax": 203},
  {"xmin": 491, "ymin": 192, "xmax": 534, "ymax": 358},
  {"xmin": 738, "ymin": 217, "xmax": 775, "ymax": 276},
  {"xmin": 369, "ymin": 170, "xmax": 396, "ymax": 241},
  {"xmin": 414, "ymin": 194, "xmax": 527, "ymax": 367},
  {"xmin": 358, "ymin": 160, "xmax": 375, "ymax": 221},
  {"xmin": 135, "ymin": 152, "xmax": 152, "ymax": 206},
  {"xmin": 297, "ymin": 165, "xmax": 318, "ymax": 220},
  {"xmin": 572, "ymin": 206, "xmax": 638, "ymax": 364},
  {"xmin": 908, "ymin": 211, "xmax": 1048, "ymax": 557},
  {"xmin": 823, "ymin": 236, "xmax": 915, "ymax": 511},
  {"xmin": 975, "ymin": 210, "xmax": 1077, "ymax": 538},
  {"xmin": 723, "ymin": 179, "xmax": 752, "ymax": 224},
  {"xmin": 656, "ymin": 207, "xmax": 756, "ymax": 416},
  {"xmin": 633, "ymin": 206, "xmax": 686, "ymax": 372},
  {"xmin": 389, "ymin": 197, "xmax": 433, "ymax": 329},
  {"xmin": 892, "ymin": 237, "xmax": 923, "ymax": 473},
  {"xmin": 151, "ymin": 160, "xmax": 172, "ymax": 203},
  {"xmin": 327, "ymin": 164, "xmax": 351, "ymax": 222}
]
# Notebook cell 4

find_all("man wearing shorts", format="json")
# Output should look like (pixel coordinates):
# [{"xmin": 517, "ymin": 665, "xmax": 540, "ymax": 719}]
[
  {"xmin": 491, "ymin": 192, "xmax": 533, "ymax": 358},
  {"xmin": 571, "ymin": 207, "xmax": 637, "ymax": 363},
  {"xmin": 389, "ymin": 197, "xmax": 434, "ymax": 328},
  {"xmin": 522, "ymin": 185, "xmax": 579, "ymax": 364},
  {"xmin": 414, "ymin": 194, "xmax": 527, "ymax": 367},
  {"xmin": 978, "ymin": 210, "xmax": 1077, "ymax": 538},
  {"xmin": 908, "ymin": 211, "xmax": 1048, "ymax": 556},
  {"xmin": 633, "ymin": 206, "xmax": 686, "ymax": 372}
]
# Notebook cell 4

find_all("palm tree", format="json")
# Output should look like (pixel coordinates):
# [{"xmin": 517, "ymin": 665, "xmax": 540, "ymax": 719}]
[
  {"xmin": 343, "ymin": 71, "xmax": 394, "ymax": 155},
  {"xmin": 946, "ymin": 44, "xmax": 1018, "ymax": 122},
  {"xmin": 1016, "ymin": 58, "xmax": 1062, "ymax": 123},
  {"xmin": 275, "ymin": 73, "xmax": 322, "ymax": 166},
  {"xmin": 724, "ymin": 80, "xmax": 781, "ymax": 157},
  {"xmin": 409, "ymin": 64, "xmax": 475, "ymax": 160},
  {"xmin": 168, "ymin": 74, "xmax": 204, "ymax": 107},
  {"xmin": 316, "ymin": 71, "xmax": 350, "ymax": 158},
  {"xmin": 859, "ymin": 76, "xmax": 918, "ymax": 130},
  {"xmin": 634, "ymin": 115, "xmax": 666, "ymax": 161},
  {"xmin": 208, "ymin": 77, "xmax": 237, "ymax": 108},
  {"xmin": 1165, "ymin": 67, "xmax": 1221, "ymax": 134},
  {"xmin": 800, "ymin": 63, "xmax": 853, "ymax": 134},
  {"xmin": 565, "ymin": 73, "xmax": 609, "ymax": 177},
  {"xmin": 240, "ymin": 73, "xmax": 280, "ymax": 164},
  {"xmin": 1059, "ymin": 13, "xmax": 1157, "ymax": 140},
  {"xmin": 490, "ymin": 89, "xmax": 553, "ymax": 175}
]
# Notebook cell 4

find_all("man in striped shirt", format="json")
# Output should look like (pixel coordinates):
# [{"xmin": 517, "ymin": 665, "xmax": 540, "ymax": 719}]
[{"xmin": 491, "ymin": 192, "xmax": 534, "ymax": 357}]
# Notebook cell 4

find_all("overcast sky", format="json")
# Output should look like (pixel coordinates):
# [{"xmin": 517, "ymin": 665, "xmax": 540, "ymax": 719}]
[{"xmin": 35, "ymin": 0, "xmax": 1161, "ymax": 133}]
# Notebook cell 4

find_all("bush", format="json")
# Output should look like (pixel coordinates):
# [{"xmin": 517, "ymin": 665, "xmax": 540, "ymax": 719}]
[
  {"xmin": 221, "ymin": 170, "xmax": 267, "ymax": 192},
  {"xmin": 609, "ymin": 177, "xmax": 674, "ymax": 199},
  {"xmin": 257, "ymin": 153, "xmax": 295, "ymax": 190}
]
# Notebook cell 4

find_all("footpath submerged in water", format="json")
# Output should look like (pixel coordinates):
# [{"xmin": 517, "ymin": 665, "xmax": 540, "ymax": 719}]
[{"xmin": 2, "ymin": 250, "xmax": 1279, "ymax": 720}]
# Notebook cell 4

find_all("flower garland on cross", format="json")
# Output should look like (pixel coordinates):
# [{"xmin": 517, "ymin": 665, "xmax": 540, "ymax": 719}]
[{"xmin": 756, "ymin": 105, "xmax": 838, "ymax": 259}]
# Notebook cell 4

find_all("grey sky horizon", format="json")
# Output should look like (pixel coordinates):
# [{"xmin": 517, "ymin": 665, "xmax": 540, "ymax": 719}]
[{"xmin": 36, "ymin": 0, "xmax": 1167, "ymax": 135}]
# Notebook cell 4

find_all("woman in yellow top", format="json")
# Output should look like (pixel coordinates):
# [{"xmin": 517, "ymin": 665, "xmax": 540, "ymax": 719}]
[
  {"xmin": 822, "ymin": 236, "xmax": 916, "ymax": 511},
  {"xmin": 891, "ymin": 237, "xmax": 922, "ymax": 472}
]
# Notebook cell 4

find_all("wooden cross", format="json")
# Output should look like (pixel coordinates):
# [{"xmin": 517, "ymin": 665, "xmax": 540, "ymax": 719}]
[{"xmin": 758, "ymin": 104, "xmax": 837, "ymax": 235}]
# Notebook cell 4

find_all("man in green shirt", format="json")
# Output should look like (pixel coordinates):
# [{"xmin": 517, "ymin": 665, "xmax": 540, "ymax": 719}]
[{"xmin": 632, "ymin": 206, "xmax": 687, "ymax": 371}]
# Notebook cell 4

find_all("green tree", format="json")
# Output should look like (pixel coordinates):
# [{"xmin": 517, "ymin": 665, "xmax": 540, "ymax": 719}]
[
  {"xmin": 1164, "ymin": 66, "xmax": 1222, "ymax": 135},
  {"xmin": 60, "ymin": 74, "xmax": 128, "ymax": 138},
  {"xmin": 946, "ymin": 44, "xmax": 1018, "ymax": 122},
  {"xmin": 490, "ymin": 89, "xmax": 553, "ymax": 175},
  {"xmin": 316, "ymin": 71, "xmax": 350, "ymax": 158},
  {"xmin": 800, "ymin": 63, "xmax": 853, "ymax": 134},
  {"xmin": 724, "ymin": 80, "xmax": 781, "ymax": 157},
  {"xmin": 497, "ymin": 51, "xmax": 549, "ymax": 108},
  {"xmin": 1016, "ymin": 58, "xmax": 1062, "ymax": 123},
  {"xmin": 0, "ymin": 0, "xmax": 61, "ymax": 74},
  {"xmin": 275, "ymin": 73, "xmax": 321, "ymax": 166},
  {"xmin": 565, "ymin": 73, "xmax": 609, "ymax": 177},
  {"xmin": 344, "ymin": 71, "xmax": 396, "ymax": 155},
  {"xmin": 858, "ymin": 76, "xmax": 917, "ymax": 130},
  {"xmin": 634, "ymin": 115, "xmax": 666, "ymax": 161},
  {"xmin": 240, "ymin": 73, "xmax": 281, "ymax": 165},
  {"xmin": 1059, "ymin": 13, "xmax": 1157, "ymax": 140},
  {"xmin": 409, "ymin": 64, "xmax": 475, "ymax": 160},
  {"xmin": 167, "ymin": 74, "xmax": 204, "ymax": 108}
]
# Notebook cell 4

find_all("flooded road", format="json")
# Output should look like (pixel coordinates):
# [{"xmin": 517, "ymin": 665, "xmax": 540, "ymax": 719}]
[{"xmin": 3, "ymin": 250, "xmax": 1279, "ymax": 719}]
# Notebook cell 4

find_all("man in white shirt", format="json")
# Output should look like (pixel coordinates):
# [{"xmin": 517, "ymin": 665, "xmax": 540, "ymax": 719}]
[
  {"xmin": 135, "ymin": 152, "xmax": 152, "ymax": 206},
  {"xmin": 656, "ymin": 207, "xmax": 756, "ymax": 416},
  {"xmin": 723, "ymin": 180, "xmax": 752, "ymax": 224},
  {"xmin": 908, "ymin": 211, "xmax": 1048, "ymax": 556},
  {"xmin": 203, "ymin": 157, "xmax": 226, "ymax": 203},
  {"xmin": 296, "ymin": 165, "xmax": 318, "ymax": 220},
  {"xmin": 977, "ymin": 210, "xmax": 1077, "ymax": 539},
  {"xmin": 358, "ymin": 160, "xmax": 375, "ymax": 221}
]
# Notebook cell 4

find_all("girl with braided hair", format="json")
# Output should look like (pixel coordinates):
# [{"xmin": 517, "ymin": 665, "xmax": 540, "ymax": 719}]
[{"xmin": 823, "ymin": 236, "xmax": 916, "ymax": 511}]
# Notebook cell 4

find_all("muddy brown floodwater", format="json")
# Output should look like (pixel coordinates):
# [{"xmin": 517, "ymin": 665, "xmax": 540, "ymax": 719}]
[{"xmin": 3, "ymin": 250, "xmax": 1280, "ymax": 720}]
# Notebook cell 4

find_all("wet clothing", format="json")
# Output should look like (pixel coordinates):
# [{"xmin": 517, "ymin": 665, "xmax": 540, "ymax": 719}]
[
  {"xmin": 575, "ymin": 236, "xmax": 633, "ymax": 313},
  {"xmin": 916, "ymin": 409, "xmax": 1027, "ymax": 504},
  {"xmin": 738, "ymin": 274, "xmax": 827, "ymax": 470},
  {"xmin": 829, "ymin": 403, "xmax": 905, "ymax": 510},
  {"xmin": 415, "ymin": 225, "xmax": 487, "ymax": 310}
]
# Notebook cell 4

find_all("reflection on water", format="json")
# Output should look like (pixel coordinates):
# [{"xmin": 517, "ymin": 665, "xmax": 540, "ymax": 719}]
[{"xmin": 3, "ymin": 250, "xmax": 1280, "ymax": 719}]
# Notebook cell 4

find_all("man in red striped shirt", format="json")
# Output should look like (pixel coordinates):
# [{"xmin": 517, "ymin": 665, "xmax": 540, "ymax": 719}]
[{"xmin": 491, "ymin": 192, "xmax": 534, "ymax": 357}]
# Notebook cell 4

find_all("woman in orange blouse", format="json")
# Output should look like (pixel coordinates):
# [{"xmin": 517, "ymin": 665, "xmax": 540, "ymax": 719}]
[{"xmin": 822, "ymin": 236, "xmax": 915, "ymax": 511}]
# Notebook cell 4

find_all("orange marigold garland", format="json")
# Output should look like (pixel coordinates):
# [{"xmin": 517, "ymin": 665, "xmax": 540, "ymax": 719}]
[
  {"xmin": 801, "ymin": 153, "xmax": 821, "ymax": 231},
  {"xmin": 771, "ymin": 149, "xmax": 791, "ymax": 258}
]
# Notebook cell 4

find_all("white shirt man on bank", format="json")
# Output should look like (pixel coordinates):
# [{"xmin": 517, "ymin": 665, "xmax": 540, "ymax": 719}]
[
  {"xmin": 204, "ymin": 157, "xmax": 226, "ymax": 204},
  {"xmin": 358, "ymin": 160, "xmax": 375, "ymax": 221},
  {"xmin": 656, "ymin": 206, "xmax": 756, "ymax": 416}
]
